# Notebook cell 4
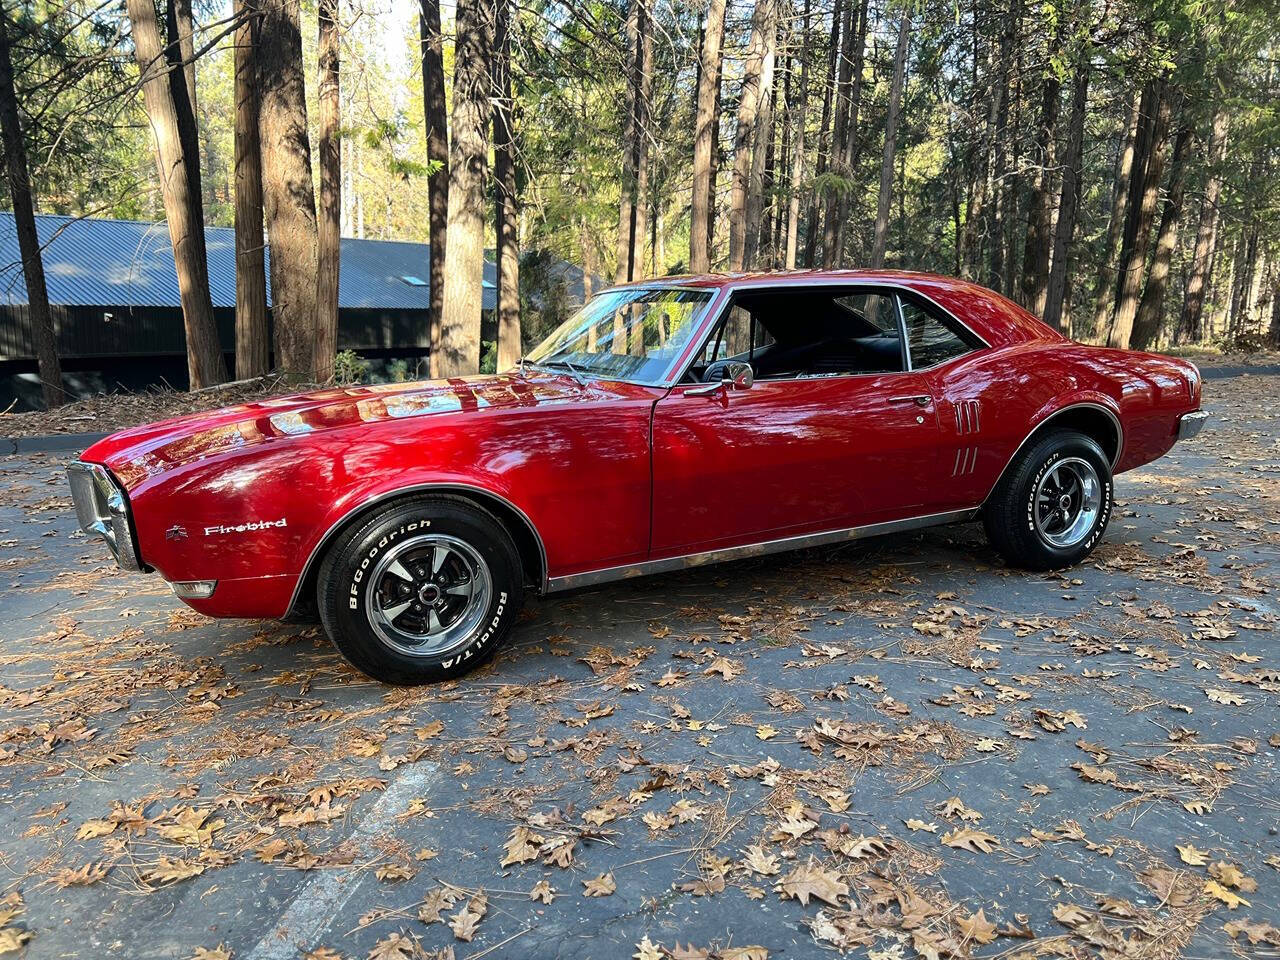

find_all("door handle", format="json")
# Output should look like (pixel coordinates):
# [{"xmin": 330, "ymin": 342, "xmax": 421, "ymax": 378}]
[{"xmin": 889, "ymin": 395, "xmax": 932, "ymax": 407}]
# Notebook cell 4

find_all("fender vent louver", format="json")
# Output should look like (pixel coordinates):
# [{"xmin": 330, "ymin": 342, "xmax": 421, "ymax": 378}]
[
  {"xmin": 952, "ymin": 446, "xmax": 979, "ymax": 477},
  {"xmin": 955, "ymin": 399, "xmax": 981, "ymax": 435}
]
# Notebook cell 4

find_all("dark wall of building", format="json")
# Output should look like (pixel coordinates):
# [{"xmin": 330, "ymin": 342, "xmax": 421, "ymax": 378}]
[
  {"xmin": 0, "ymin": 303, "xmax": 438, "ymax": 361},
  {"xmin": 0, "ymin": 304, "xmax": 444, "ymax": 412}
]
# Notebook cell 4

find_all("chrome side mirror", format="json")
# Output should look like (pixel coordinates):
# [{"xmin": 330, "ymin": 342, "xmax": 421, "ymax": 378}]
[
  {"xmin": 687, "ymin": 361, "xmax": 754, "ymax": 397},
  {"xmin": 724, "ymin": 361, "xmax": 754, "ymax": 391}
]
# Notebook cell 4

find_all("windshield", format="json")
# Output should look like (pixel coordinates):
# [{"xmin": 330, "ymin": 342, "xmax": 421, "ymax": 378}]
[{"xmin": 525, "ymin": 287, "xmax": 714, "ymax": 383}]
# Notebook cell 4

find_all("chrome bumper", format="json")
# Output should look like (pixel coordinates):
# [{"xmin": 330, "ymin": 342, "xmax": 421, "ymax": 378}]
[
  {"xmin": 1177, "ymin": 410, "xmax": 1208, "ymax": 442},
  {"xmin": 66, "ymin": 462, "xmax": 145, "ymax": 571}
]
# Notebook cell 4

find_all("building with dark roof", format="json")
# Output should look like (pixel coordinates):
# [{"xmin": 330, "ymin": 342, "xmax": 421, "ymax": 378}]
[{"xmin": 0, "ymin": 213, "xmax": 593, "ymax": 409}]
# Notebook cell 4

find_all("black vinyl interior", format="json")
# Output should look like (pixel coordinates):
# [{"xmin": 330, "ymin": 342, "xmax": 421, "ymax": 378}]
[{"xmin": 691, "ymin": 290, "xmax": 907, "ymax": 382}]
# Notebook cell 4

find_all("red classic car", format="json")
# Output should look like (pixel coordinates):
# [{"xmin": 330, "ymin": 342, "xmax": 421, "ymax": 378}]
[{"xmin": 68, "ymin": 271, "xmax": 1206, "ymax": 684}]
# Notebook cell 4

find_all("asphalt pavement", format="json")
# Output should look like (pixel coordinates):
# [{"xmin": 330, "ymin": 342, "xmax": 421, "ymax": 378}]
[{"xmin": 0, "ymin": 370, "xmax": 1277, "ymax": 959}]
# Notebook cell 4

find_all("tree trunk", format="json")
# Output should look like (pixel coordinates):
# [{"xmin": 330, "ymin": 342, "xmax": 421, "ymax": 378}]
[
  {"xmin": 314, "ymin": 0, "xmax": 340, "ymax": 383},
  {"xmin": 615, "ymin": 0, "xmax": 651, "ymax": 283},
  {"xmin": 1178, "ymin": 108, "xmax": 1228, "ymax": 344},
  {"xmin": 783, "ymin": 0, "xmax": 810, "ymax": 269},
  {"xmin": 803, "ymin": 0, "xmax": 842, "ymax": 267},
  {"xmin": 960, "ymin": 35, "xmax": 997, "ymax": 280},
  {"xmin": 829, "ymin": 0, "xmax": 869, "ymax": 267},
  {"xmin": 870, "ymin": 10, "xmax": 910, "ymax": 269},
  {"xmin": 743, "ymin": 0, "xmax": 779, "ymax": 268},
  {"xmin": 633, "ymin": 13, "xmax": 653, "ymax": 276},
  {"xmin": 233, "ymin": 0, "xmax": 268, "ymax": 378},
  {"xmin": 420, "ymin": 0, "xmax": 448, "ymax": 376},
  {"xmin": 436, "ymin": 0, "xmax": 492, "ymax": 376},
  {"xmin": 1233, "ymin": 224, "xmax": 1259, "ymax": 332},
  {"xmin": 493, "ymin": 0, "xmax": 521, "ymax": 372},
  {"xmin": 615, "ymin": 1, "xmax": 639, "ymax": 283},
  {"xmin": 728, "ymin": 0, "xmax": 775, "ymax": 271},
  {"xmin": 1086, "ymin": 88, "xmax": 1142, "ymax": 342},
  {"xmin": 706, "ymin": 41, "xmax": 723, "ymax": 265},
  {"xmin": 1268, "ymin": 275, "xmax": 1280, "ymax": 348},
  {"xmin": 165, "ymin": 0, "xmax": 200, "ymax": 196},
  {"xmin": 169, "ymin": 0, "xmax": 198, "ymax": 120},
  {"xmin": 1042, "ymin": 55, "xmax": 1089, "ymax": 334},
  {"xmin": 689, "ymin": 0, "xmax": 726, "ymax": 274},
  {"xmin": 819, "ymin": 0, "xmax": 856, "ymax": 267},
  {"xmin": 581, "ymin": 215, "xmax": 596, "ymax": 303},
  {"xmin": 1131, "ymin": 118, "xmax": 1191, "ymax": 350},
  {"xmin": 258, "ymin": 0, "xmax": 318, "ymax": 380},
  {"xmin": 986, "ymin": 0, "xmax": 1020, "ymax": 292},
  {"xmin": 126, "ymin": 0, "xmax": 227, "ymax": 388},
  {"xmin": 1019, "ymin": 27, "xmax": 1062, "ymax": 316},
  {"xmin": 1107, "ymin": 78, "xmax": 1171, "ymax": 349},
  {"xmin": 0, "ymin": 10, "xmax": 64, "ymax": 407}
]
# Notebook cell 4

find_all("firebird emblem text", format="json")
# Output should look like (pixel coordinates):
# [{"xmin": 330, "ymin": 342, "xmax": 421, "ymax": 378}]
[{"xmin": 204, "ymin": 518, "xmax": 288, "ymax": 536}]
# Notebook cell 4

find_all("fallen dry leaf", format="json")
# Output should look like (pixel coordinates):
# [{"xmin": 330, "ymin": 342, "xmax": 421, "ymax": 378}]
[
  {"xmin": 941, "ymin": 827, "xmax": 999, "ymax": 854},
  {"xmin": 776, "ymin": 857, "xmax": 848, "ymax": 907},
  {"xmin": 582, "ymin": 873, "xmax": 616, "ymax": 897}
]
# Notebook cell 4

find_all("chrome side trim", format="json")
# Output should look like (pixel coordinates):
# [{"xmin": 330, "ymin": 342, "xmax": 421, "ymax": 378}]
[
  {"xmin": 544, "ymin": 507, "xmax": 980, "ymax": 593},
  {"xmin": 284, "ymin": 483, "xmax": 550, "ymax": 617},
  {"xmin": 982, "ymin": 402, "xmax": 1124, "ymax": 506}
]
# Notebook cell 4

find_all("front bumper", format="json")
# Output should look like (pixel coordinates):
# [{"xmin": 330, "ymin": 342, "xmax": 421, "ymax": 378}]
[
  {"xmin": 1177, "ymin": 410, "xmax": 1208, "ymax": 442},
  {"xmin": 66, "ymin": 462, "xmax": 146, "ymax": 571}
]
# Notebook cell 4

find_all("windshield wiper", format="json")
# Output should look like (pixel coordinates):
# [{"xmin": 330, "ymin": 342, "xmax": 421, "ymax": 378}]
[{"xmin": 536, "ymin": 358, "xmax": 589, "ymax": 386}]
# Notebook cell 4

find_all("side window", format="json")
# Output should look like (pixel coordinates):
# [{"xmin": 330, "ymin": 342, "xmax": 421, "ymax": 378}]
[
  {"xmin": 685, "ymin": 306, "xmax": 776, "ymax": 382},
  {"xmin": 835, "ymin": 292, "xmax": 897, "ymax": 336},
  {"xmin": 899, "ymin": 297, "xmax": 979, "ymax": 369}
]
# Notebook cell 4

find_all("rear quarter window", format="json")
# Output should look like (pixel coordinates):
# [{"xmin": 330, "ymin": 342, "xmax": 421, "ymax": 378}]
[{"xmin": 900, "ymin": 297, "xmax": 983, "ymax": 369}]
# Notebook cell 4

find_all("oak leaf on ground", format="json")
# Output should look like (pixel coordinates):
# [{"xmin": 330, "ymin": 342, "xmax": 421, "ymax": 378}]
[{"xmin": 776, "ymin": 857, "xmax": 848, "ymax": 907}]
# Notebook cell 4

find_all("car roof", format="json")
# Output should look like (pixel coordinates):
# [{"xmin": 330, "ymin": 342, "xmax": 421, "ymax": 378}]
[
  {"xmin": 624, "ymin": 268, "xmax": 963, "ymax": 290},
  {"xmin": 610, "ymin": 269, "xmax": 1064, "ymax": 348}
]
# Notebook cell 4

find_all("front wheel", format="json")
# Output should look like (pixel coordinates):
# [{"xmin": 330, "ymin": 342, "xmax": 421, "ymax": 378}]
[
  {"xmin": 983, "ymin": 430, "xmax": 1113, "ymax": 570},
  {"xmin": 317, "ymin": 497, "xmax": 524, "ymax": 684}
]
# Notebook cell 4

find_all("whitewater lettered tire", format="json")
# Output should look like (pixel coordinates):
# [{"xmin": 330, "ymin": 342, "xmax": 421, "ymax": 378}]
[
  {"xmin": 983, "ymin": 430, "xmax": 1113, "ymax": 571},
  {"xmin": 317, "ymin": 497, "xmax": 523, "ymax": 684}
]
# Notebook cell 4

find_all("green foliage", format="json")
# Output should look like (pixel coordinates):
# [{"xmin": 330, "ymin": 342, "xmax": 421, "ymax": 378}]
[
  {"xmin": 519, "ymin": 249, "xmax": 573, "ymax": 352},
  {"xmin": 334, "ymin": 349, "xmax": 369, "ymax": 384},
  {"xmin": 387, "ymin": 358, "xmax": 412, "ymax": 382},
  {"xmin": 9, "ymin": 0, "xmax": 1279, "ymax": 354}
]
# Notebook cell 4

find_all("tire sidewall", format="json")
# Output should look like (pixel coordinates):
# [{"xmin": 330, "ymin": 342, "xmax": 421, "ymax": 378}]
[
  {"xmin": 1019, "ymin": 437, "xmax": 1112, "ymax": 566},
  {"xmin": 326, "ymin": 503, "xmax": 521, "ymax": 683}
]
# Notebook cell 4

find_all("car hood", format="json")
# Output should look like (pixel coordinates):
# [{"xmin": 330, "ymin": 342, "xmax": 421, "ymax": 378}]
[{"xmin": 84, "ymin": 371, "xmax": 648, "ymax": 489}]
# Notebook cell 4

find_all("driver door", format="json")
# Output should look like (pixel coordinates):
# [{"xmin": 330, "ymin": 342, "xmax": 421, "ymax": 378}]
[{"xmin": 649, "ymin": 289, "xmax": 941, "ymax": 557}]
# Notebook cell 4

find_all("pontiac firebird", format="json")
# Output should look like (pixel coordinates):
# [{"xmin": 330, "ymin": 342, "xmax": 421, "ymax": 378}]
[{"xmin": 68, "ymin": 270, "xmax": 1207, "ymax": 684}]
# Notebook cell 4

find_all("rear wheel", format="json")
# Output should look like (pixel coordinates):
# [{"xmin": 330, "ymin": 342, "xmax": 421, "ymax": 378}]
[
  {"xmin": 317, "ymin": 497, "xmax": 524, "ymax": 684},
  {"xmin": 983, "ymin": 430, "xmax": 1113, "ymax": 570}
]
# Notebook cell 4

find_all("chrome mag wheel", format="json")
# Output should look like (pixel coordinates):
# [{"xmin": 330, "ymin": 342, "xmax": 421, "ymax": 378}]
[
  {"xmin": 365, "ymin": 534, "xmax": 493, "ymax": 657},
  {"xmin": 1033, "ymin": 457, "xmax": 1102, "ymax": 549}
]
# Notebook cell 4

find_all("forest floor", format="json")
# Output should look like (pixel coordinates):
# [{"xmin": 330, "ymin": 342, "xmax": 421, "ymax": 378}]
[
  {"xmin": 0, "ymin": 376, "xmax": 300, "ymax": 438},
  {"xmin": 0, "ymin": 371, "xmax": 1277, "ymax": 959},
  {"xmin": 3, "ymin": 346, "xmax": 1279, "ymax": 439}
]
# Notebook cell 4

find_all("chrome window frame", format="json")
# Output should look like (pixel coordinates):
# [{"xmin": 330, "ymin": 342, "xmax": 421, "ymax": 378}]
[
  {"xmin": 894, "ymin": 289, "xmax": 987, "ymax": 372},
  {"xmin": 666, "ymin": 279, "xmax": 991, "ymax": 387}
]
